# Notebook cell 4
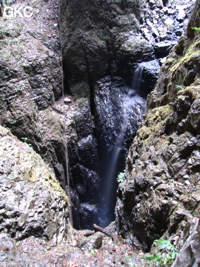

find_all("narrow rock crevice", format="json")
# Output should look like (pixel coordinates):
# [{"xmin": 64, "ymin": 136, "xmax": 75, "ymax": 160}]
[{"xmin": 59, "ymin": 0, "xmax": 195, "ymax": 230}]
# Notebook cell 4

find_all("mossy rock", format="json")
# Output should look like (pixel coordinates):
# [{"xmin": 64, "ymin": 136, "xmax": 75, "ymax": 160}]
[{"xmin": 0, "ymin": 126, "xmax": 69, "ymax": 242}]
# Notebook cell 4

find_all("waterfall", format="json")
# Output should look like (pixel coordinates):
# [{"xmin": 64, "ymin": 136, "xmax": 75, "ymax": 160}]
[
  {"xmin": 131, "ymin": 64, "xmax": 144, "ymax": 92},
  {"xmin": 98, "ymin": 146, "xmax": 121, "ymax": 227},
  {"xmin": 97, "ymin": 68, "xmax": 145, "ymax": 227}
]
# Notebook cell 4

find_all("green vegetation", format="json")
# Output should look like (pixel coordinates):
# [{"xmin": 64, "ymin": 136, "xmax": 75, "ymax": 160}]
[
  {"xmin": 102, "ymin": 35, "xmax": 110, "ymax": 41},
  {"xmin": 90, "ymin": 249, "xmax": 97, "ymax": 255},
  {"xmin": 17, "ymin": 24, "xmax": 23, "ymax": 30},
  {"xmin": 144, "ymin": 240, "xmax": 178, "ymax": 266},
  {"xmin": 2, "ymin": 124, "xmax": 11, "ymax": 131},
  {"xmin": 191, "ymin": 27, "xmax": 200, "ymax": 32},
  {"xmin": 9, "ymin": 119, "xmax": 17, "ymax": 125},
  {"xmin": 9, "ymin": 39, "xmax": 18, "ymax": 44},
  {"xmin": 175, "ymin": 85, "xmax": 185, "ymax": 91},
  {"xmin": 124, "ymin": 252, "xmax": 135, "ymax": 267},
  {"xmin": 21, "ymin": 137, "xmax": 33, "ymax": 148},
  {"xmin": 4, "ymin": 0, "xmax": 16, "ymax": 5},
  {"xmin": 16, "ymin": 85, "xmax": 25, "ymax": 92},
  {"xmin": 117, "ymin": 172, "xmax": 125, "ymax": 183},
  {"xmin": 5, "ymin": 52, "xmax": 11, "ymax": 58}
]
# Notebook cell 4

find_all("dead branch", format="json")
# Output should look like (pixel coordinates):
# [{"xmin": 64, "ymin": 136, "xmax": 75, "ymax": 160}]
[{"xmin": 93, "ymin": 224, "xmax": 115, "ymax": 241}]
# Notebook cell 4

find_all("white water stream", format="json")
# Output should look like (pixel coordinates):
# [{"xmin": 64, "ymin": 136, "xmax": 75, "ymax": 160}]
[{"xmin": 98, "ymin": 65, "xmax": 145, "ymax": 227}]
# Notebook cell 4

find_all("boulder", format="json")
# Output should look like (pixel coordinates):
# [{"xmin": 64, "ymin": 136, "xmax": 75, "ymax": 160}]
[{"xmin": 0, "ymin": 126, "xmax": 69, "ymax": 242}]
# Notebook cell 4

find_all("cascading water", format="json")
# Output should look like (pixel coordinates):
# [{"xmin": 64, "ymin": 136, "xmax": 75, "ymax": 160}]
[
  {"xmin": 95, "ymin": 65, "xmax": 146, "ymax": 227},
  {"xmin": 98, "ymin": 92, "xmax": 145, "ymax": 227},
  {"xmin": 131, "ymin": 64, "xmax": 144, "ymax": 92},
  {"xmin": 67, "ymin": 62, "xmax": 158, "ymax": 229}
]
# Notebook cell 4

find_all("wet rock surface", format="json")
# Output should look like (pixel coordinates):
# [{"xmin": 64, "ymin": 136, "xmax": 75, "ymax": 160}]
[
  {"xmin": 94, "ymin": 76, "xmax": 146, "ymax": 227},
  {"xmin": 59, "ymin": 0, "xmax": 195, "ymax": 231},
  {"xmin": 60, "ymin": 0, "xmax": 194, "ymax": 97},
  {"xmin": 0, "ymin": 122, "xmax": 147, "ymax": 266},
  {"xmin": 67, "ymin": 98, "xmax": 100, "ymax": 230},
  {"xmin": 94, "ymin": 77, "xmax": 146, "ymax": 151},
  {"xmin": 116, "ymin": 0, "xmax": 200, "ymax": 259}
]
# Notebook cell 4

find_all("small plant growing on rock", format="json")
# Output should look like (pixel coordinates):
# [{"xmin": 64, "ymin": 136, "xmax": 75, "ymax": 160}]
[
  {"xmin": 16, "ymin": 85, "xmax": 25, "ymax": 92},
  {"xmin": 144, "ymin": 239, "xmax": 178, "ymax": 266},
  {"xmin": 17, "ymin": 24, "xmax": 23, "ymax": 30},
  {"xmin": 175, "ymin": 85, "xmax": 185, "ymax": 91},
  {"xmin": 191, "ymin": 27, "xmax": 200, "ymax": 32},
  {"xmin": 9, "ymin": 119, "xmax": 17, "ymax": 125},
  {"xmin": 117, "ymin": 172, "xmax": 125, "ymax": 183},
  {"xmin": 21, "ymin": 137, "xmax": 33, "ymax": 148},
  {"xmin": 102, "ymin": 35, "xmax": 110, "ymax": 41},
  {"xmin": 90, "ymin": 249, "xmax": 97, "ymax": 255}
]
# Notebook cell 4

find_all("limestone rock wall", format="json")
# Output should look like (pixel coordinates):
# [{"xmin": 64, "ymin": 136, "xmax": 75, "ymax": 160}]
[
  {"xmin": 0, "ymin": 0, "xmax": 196, "ymax": 235},
  {"xmin": 116, "ymin": 0, "xmax": 200, "ymax": 256},
  {"xmin": 59, "ymin": 0, "xmax": 195, "ymax": 228},
  {"xmin": 0, "ymin": 0, "xmax": 67, "ymax": 184},
  {"xmin": 0, "ymin": 0, "xmax": 100, "ymax": 233},
  {"xmin": 0, "ymin": 126, "xmax": 69, "ymax": 242},
  {"xmin": 0, "ymin": 0, "xmax": 99, "ymax": 194},
  {"xmin": 60, "ymin": 0, "xmax": 194, "ymax": 98}
]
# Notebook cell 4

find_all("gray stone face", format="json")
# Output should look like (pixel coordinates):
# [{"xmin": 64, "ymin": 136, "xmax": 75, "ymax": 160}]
[
  {"xmin": 172, "ymin": 218, "xmax": 200, "ymax": 267},
  {"xmin": 0, "ymin": 0, "xmax": 197, "ymax": 256},
  {"xmin": 116, "ymin": 0, "xmax": 200, "ymax": 257},
  {"xmin": 94, "ymin": 77, "xmax": 146, "ymax": 150},
  {"xmin": 60, "ymin": 0, "xmax": 194, "ymax": 98},
  {"xmin": 0, "ymin": 126, "xmax": 69, "ymax": 242},
  {"xmin": 66, "ymin": 98, "xmax": 100, "ymax": 229},
  {"xmin": 0, "ymin": 0, "xmax": 66, "ymax": 184},
  {"xmin": 0, "ymin": 1, "xmax": 101, "ymax": 219}
]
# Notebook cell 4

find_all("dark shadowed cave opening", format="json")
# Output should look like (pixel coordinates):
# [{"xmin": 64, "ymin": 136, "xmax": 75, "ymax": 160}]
[
  {"xmin": 63, "ymin": 64, "xmax": 159, "ymax": 230},
  {"xmin": 59, "ymin": 0, "xmax": 186, "ymax": 231}
]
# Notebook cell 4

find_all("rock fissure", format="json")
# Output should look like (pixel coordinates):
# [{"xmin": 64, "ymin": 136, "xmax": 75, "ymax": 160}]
[{"xmin": 59, "ymin": 0, "xmax": 196, "ymax": 230}]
